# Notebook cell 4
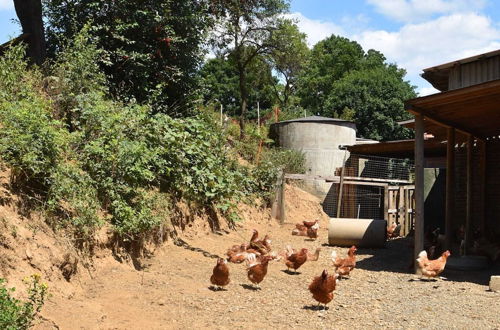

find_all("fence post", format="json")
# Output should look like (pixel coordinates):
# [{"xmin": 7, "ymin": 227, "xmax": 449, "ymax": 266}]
[
  {"xmin": 271, "ymin": 170, "xmax": 286, "ymax": 224},
  {"xmin": 336, "ymin": 151, "xmax": 347, "ymax": 218}
]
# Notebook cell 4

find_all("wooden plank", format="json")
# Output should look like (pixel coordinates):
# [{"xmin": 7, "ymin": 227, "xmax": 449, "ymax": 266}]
[
  {"xmin": 343, "ymin": 176, "xmax": 412, "ymax": 184},
  {"xmin": 414, "ymin": 114, "xmax": 425, "ymax": 273},
  {"xmin": 404, "ymin": 187, "xmax": 410, "ymax": 236},
  {"xmin": 398, "ymin": 186, "xmax": 404, "ymax": 225},
  {"xmin": 408, "ymin": 107, "xmax": 485, "ymax": 140},
  {"xmin": 284, "ymin": 174, "xmax": 391, "ymax": 186},
  {"xmin": 384, "ymin": 186, "xmax": 389, "ymax": 224},
  {"xmin": 445, "ymin": 128, "xmax": 455, "ymax": 250},
  {"xmin": 465, "ymin": 135, "xmax": 473, "ymax": 254}
]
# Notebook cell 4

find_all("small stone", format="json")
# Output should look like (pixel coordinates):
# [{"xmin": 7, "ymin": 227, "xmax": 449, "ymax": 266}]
[{"xmin": 489, "ymin": 276, "xmax": 500, "ymax": 292}]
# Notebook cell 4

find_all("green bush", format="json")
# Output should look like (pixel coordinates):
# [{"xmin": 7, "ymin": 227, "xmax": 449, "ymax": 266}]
[
  {"xmin": 0, "ymin": 275, "xmax": 48, "ymax": 330},
  {"xmin": 251, "ymin": 148, "xmax": 305, "ymax": 202},
  {"xmin": 0, "ymin": 30, "xmax": 253, "ymax": 237}
]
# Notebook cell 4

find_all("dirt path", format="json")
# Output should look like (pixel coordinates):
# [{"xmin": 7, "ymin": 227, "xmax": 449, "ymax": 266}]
[{"xmin": 37, "ymin": 217, "xmax": 499, "ymax": 330}]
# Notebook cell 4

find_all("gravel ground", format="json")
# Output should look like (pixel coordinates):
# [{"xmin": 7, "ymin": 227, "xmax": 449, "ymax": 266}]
[{"xmin": 39, "ymin": 217, "xmax": 499, "ymax": 329}]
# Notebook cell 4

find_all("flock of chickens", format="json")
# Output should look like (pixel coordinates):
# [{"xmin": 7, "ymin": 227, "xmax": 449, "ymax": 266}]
[{"xmin": 210, "ymin": 220, "xmax": 452, "ymax": 310}]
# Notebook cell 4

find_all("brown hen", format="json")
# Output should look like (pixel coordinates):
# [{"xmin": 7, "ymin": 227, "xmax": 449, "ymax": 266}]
[
  {"xmin": 210, "ymin": 258, "xmax": 230, "ymax": 290},
  {"xmin": 416, "ymin": 250, "xmax": 450, "ymax": 279},
  {"xmin": 308, "ymin": 269, "xmax": 338, "ymax": 309},
  {"xmin": 247, "ymin": 255, "xmax": 272, "ymax": 289},
  {"xmin": 331, "ymin": 246, "xmax": 357, "ymax": 278},
  {"xmin": 285, "ymin": 248, "xmax": 308, "ymax": 274}
]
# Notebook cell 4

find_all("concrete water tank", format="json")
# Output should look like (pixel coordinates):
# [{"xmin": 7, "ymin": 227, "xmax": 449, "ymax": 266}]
[{"xmin": 270, "ymin": 116, "xmax": 356, "ymax": 198}]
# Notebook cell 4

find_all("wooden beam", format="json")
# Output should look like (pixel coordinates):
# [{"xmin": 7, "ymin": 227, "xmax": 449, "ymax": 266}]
[
  {"xmin": 408, "ymin": 107, "xmax": 485, "ymax": 141},
  {"xmin": 465, "ymin": 135, "xmax": 473, "ymax": 254},
  {"xmin": 414, "ymin": 114, "xmax": 425, "ymax": 273},
  {"xmin": 479, "ymin": 140, "xmax": 486, "ymax": 234},
  {"xmin": 445, "ymin": 128, "xmax": 455, "ymax": 250}
]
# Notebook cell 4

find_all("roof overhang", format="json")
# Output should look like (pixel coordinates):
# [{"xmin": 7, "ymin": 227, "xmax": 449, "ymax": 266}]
[
  {"xmin": 346, "ymin": 139, "xmax": 447, "ymax": 158},
  {"xmin": 421, "ymin": 49, "xmax": 500, "ymax": 91},
  {"xmin": 405, "ymin": 79, "xmax": 500, "ymax": 140}
]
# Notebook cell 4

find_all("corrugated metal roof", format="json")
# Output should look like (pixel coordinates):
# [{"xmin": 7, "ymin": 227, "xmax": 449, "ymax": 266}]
[
  {"xmin": 423, "ymin": 49, "xmax": 500, "ymax": 72},
  {"xmin": 271, "ymin": 115, "xmax": 354, "ymax": 125}
]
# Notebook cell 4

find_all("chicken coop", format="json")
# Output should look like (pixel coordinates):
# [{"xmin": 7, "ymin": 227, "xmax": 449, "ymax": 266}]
[{"xmin": 278, "ymin": 152, "xmax": 416, "ymax": 238}]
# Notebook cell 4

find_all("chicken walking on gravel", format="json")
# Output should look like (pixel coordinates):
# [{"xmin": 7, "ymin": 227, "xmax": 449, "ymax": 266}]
[
  {"xmin": 210, "ymin": 258, "xmax": 230, "ymax": 290},
  {"xmin": 308, "ymin": 269, "xmax": 338, "ymax": 311},
  {"xmin": 416, "ymin": 250, "xmax": 450, "ymax": 280},
  {"xmin": 247, "ymin": 255, "xmax": 273, "ymax": 289}
]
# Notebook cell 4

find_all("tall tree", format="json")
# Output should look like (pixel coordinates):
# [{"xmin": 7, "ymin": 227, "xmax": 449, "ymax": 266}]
[
  {"xmin": 13, "ymin": 0, "xmax": 46, "ymax": 65},
  {"xmin": 200, "ymin": 52, "xmax": 278, "ymax": 117},
  {"xmin": 44, "ymin": 0, "xmax": 211, "ymax": 115},
  {"xmin": 298, "ymin": 35, "xmax": 365, "ymax": 115},
  {"xmin": 267, "ymin": 20, "xmax": 309, "ymax": 108},
  {"xmin": 211, "ymin": 0, "xmax": 289, "ymax": 137}
]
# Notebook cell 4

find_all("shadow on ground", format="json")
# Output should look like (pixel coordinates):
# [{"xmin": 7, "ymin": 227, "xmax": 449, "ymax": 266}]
[
  {"xmin": 353, "ymin": 237, "xmax": 499, "ymax": 286},
  {"xmin": 174, "ymin": 238, "xmax": 220, "ymax": 259}
]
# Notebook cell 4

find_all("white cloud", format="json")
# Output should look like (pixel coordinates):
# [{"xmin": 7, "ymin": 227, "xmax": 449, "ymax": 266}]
[
  {"xmin": 291, "ymin": 10, "xmax": 500, "ymax": 92},
  {"xmin": 286, "ymin": 12, "xmax": 344, "ymax": 47},
  {"xmin": 353, "ymin": 13, "xmax": 500, "ymax": 89},
  {"xmin": 366, "ymin": 0, "xmax": 487, "ymax": 22},
  {"xmin": 0, "ymin": 0, "xmax": 13, "ymax": 10},
  {"xmin": 418, "ymin": 86, "xmax": 440, "ymax": 96}
]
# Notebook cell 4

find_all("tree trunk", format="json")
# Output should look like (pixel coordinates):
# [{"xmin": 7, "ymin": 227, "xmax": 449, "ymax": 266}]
[
  {"xmin": 238, "ymin": 63, "xmax": 248, "ymax": 139},
  {"xmin": 13, "ymin": 0, "xmax": 46, "ymax": 65}
]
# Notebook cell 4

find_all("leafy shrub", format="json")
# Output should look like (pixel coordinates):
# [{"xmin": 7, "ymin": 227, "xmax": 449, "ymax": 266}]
[
  {"xmin": 0, "ymin": 44, "xmax": 68, "ymax": 186},
  {"xmin": 251, "ymin": 148, "xmax": 305, "ymax": 202},
  {"xmin": 0, "ymin": 274, "xmax": 48, "ymax": 330}
]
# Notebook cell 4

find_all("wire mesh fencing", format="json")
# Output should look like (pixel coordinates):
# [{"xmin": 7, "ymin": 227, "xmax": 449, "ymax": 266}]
[{"xmin": 283, "ymin": 153, "xmax": 415, "ymax": 230}]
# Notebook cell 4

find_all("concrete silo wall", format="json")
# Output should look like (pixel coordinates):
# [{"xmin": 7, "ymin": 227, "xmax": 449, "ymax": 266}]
[{"xmin": 272, "ymin": 120, "xmax": 356, "ymax": 199}]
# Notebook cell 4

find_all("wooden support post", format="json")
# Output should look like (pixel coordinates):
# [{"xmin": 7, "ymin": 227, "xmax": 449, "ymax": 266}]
[
  {"xmin": 336, "ymin": 151, "xmax": 347, "ymax": 218},
  {"xmin": 279, "ymin": 170, "xmax": 286, "ymax": 224},
  {"xmin": 445, "ymin": 128, "xmax": 455, "ymax": 251},
  {"xmin": 271, "ymin": 170, "xmax": 286, "ymax": 224},
  {"xmin": 414, "ymin": 114, "xmax": 425, "ymax": 273},
  {"xmin": 465, "ymin": 134, "xmax": 473, "ymax": 254},
  {"xmin": 384, "ymin": 186, "xmax": 389, "ymax": 224},
  {"xmin": 479, "ymin": 140, "xmax": 486, "ymax": 234}
]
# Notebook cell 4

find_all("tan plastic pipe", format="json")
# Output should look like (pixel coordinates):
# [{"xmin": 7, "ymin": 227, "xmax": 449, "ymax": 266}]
[{"xmin": 328, "ymin": 218, "xmax": 386, "ymax": 248}]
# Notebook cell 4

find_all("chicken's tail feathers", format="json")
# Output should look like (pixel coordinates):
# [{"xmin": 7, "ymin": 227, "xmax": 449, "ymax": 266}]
[
  {"xmin": 245, "ymin": 253, "xmax": 258, "ymax": 268},
  {"xmin": 292, "ymin": 229, "xmax": 299, "ymax": 236},
  {"xmin": 330, "ymin": 250, "xmax": 337, "ymax": 262},
  {"xmin": 416, "ymin": 250, "xmax": 427, "ymax": 262}
]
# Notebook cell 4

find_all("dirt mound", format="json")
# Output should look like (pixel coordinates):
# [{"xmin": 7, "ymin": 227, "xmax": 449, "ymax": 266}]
[{"xmin": 0, "ymin": 170, "xmax": 333, "ymax": 328}]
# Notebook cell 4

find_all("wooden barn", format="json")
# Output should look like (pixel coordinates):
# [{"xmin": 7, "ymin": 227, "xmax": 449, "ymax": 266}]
[{"xmin": 349, "ymin": 49, "xmax": 500, "ymax": 268}]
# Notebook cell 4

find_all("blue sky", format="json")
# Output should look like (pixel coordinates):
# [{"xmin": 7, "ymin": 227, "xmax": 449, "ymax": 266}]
[{"xmin": 1, "ymin": 0, "xmax": 499, "ymax": 95}]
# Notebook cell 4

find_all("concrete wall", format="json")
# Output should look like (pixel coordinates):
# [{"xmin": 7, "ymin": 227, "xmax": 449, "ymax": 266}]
[{"xmin": 271, "ymin": 120, "xmax": 356, "ymax": 199}]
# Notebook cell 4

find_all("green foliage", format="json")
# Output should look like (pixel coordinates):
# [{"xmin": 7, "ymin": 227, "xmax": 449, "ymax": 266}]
[
  {"xmin": 44, "ymin": 0, "xmax": 211, "ymax": 114},
  {"xmin": 251, "ymin": 148, "xmax": 305, "ymax": 202},
  {"xmin": 0, "ymin": 44, "xmax": 68, "ymax": 186},
  {"xmin": 298, "ymin": 35, "xmax": 365, "ymax": 114},
  {"xmin": 0, "ymin": 275, "xmax": 48, "ymax": 330},
  {"xmin": 298, "ymin": 35, "xmax": 416, "ymax": 140},
  {"xmin": 200, "ymin": 54, "xmax": 278, "ymax": 118},
  {"xmin": 0, "ymin": 33, "xmax": 256, "ymax": 237},
  {"xmin": 268, "ymin": 20, "xmax": 309, "ymax": 108},
  {"xmin": 210, "ymin": 0, "xmax": 290, "ymax": 134},
  {"xmin": 326, "ymin": 66, "xmax": 416, "ymax": 140}
]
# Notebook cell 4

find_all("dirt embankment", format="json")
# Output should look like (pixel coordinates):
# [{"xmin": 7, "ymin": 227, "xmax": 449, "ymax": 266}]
[{"xmin": 1, "ymin": 170, "xmax": 498, "ymax": 329}]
